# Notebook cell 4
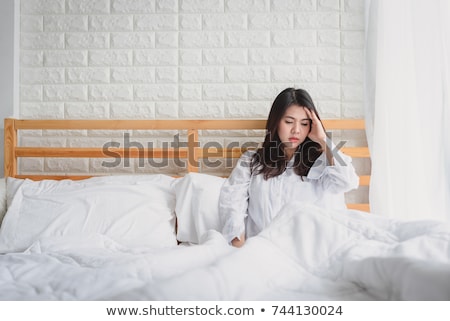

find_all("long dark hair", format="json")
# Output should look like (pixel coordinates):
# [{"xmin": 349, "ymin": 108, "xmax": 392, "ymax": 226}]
[{"xmin": 251, "ymin": 88, "xmax": 324, "ymax": 179}]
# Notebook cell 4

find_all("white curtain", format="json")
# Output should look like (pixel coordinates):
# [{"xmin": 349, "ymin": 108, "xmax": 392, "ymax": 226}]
[{"xmin": 364, "ymin": 0, "xmax": 450, "ymax": 221}]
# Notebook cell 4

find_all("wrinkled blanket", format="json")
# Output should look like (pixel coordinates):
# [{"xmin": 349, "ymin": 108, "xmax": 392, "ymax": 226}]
[{"xmin": 1, "ymin": 203, "xmax": 449, "ymax": 300}]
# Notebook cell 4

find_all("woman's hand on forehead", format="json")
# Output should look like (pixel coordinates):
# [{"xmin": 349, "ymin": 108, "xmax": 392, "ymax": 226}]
[{"xmin": 304, "ymin": 107, "xmax": 326, "ymax": 144}]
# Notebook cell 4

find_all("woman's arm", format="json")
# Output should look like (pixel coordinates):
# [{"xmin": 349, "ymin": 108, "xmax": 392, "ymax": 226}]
[
  {"xmin": 318, "ymin": 138, "xmax": 335, "ymax": 166},
  {"xmin": 219, "ymin": 151, "xmax": 253, "ymax": 246},
  {"xmin": 307, "ymin": 148, "xmax": 359, "ymax": 193},
  {"xmin": 303, "ymin": 108, "xmax": 358, "ymax": 193}
]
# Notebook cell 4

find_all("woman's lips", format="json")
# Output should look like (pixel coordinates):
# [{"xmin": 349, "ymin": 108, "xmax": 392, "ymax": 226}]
[{"xmin": 289, "ymin": 137, "xmax": 299, "ymax": 142}]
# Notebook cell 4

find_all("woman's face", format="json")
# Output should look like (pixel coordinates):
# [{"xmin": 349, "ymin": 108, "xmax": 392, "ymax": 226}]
[{"xmin": 277, "ymin": 104, "xmax": 311, "ymax": 155}]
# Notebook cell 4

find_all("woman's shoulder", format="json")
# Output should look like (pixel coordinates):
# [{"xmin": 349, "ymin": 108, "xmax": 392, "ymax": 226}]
[
  {"xmin": 226, "ymin": 149, "xmax": 257, "ymax": 177},
  {"xmin": 238, "ymin": 149, "xmax": 258, "ymax": 164},
  {"xmin": 242, "ymin": 149, "xmax": 257, "ymax": 157}
]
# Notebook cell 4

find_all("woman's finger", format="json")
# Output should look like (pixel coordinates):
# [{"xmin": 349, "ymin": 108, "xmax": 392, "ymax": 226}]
[
  {"xmin": 305, "ymin": 107, "xmax": 319, "ymax": 126},
  {"xmin": 304, "ymin": 107, "xmax": 314, "ymax": 123}
]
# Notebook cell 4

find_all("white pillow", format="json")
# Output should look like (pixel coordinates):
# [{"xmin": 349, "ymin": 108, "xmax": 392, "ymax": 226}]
[
  {"xmin": 173, "ymin": 173, "xmax": 225, "ymax": 244},
  {"xmin": 0, "ymin": 178, "xmax": 6, "ymax": 226},
  {"xmin": 6, "ymin": 177, "xmax": 27, "ymax": 208},
  {"xmin": 5, "ymin": 175, "xmax": 175, "ymax": 207},
  {"xmin": 0, "ymin": 175, "xmax": 177, "ymax": 253}
]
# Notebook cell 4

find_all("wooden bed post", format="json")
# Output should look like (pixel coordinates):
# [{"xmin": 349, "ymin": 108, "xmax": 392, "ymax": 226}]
[
  {"xmin": 187, "ymin": 129, "xmax": 199, "ymax": 173},
  {"xmin": 4, "ymin": 118, "xmax": 17, "ymax": 178}
]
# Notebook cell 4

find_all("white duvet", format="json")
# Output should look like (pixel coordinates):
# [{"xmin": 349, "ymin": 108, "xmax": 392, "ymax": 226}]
[{"xmin": 1, "ymin": 203, "xmax": 449, "ymax": 301}]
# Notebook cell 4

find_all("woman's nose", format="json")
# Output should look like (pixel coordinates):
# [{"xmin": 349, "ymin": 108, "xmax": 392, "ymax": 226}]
[{"xmin": 292, "ymin": 123, "xmax": 300, "ymax": 133}]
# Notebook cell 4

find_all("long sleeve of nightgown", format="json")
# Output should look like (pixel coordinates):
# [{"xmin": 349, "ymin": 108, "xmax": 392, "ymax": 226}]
[
  {"xmin": 307, "ymin": 148, "xmax": 359, "ymax": 194},
  {"xmin": 218, "ymin": 151, "xmax": 253, "ymax": 243}
]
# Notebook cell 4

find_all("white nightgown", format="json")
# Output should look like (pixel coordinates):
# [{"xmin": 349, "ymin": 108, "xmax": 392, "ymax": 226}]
[{"xmin": 218, "ymin": 149, "xmax": 359, "ymax": 243}]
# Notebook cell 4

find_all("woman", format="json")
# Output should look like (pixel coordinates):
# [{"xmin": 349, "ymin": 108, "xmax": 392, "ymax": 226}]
[{"xmin": 219, "ymin": 88, "xmax": 359, "ymax": 247}]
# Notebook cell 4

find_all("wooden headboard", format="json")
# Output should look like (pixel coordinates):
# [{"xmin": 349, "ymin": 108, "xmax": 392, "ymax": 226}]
[{"xmin": 4, "ymin": 118, "xmax": 370, "ymax": 211}]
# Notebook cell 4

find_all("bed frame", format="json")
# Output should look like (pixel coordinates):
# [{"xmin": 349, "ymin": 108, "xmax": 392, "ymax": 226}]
[{"xmin": 4, "ymin": 118, "xmax": 370, "ymax": 212}]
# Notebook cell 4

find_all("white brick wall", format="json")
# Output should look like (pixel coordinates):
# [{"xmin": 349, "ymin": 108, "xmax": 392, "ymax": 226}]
[{"xmin": 18, "ymin": 0, "xmax": 366, "ymax": 181}]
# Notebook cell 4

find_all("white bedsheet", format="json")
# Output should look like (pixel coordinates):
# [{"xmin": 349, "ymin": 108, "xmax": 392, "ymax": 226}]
[{"xmin": 1, "ymin": 203, "xmax": 449, "ymax": 301}]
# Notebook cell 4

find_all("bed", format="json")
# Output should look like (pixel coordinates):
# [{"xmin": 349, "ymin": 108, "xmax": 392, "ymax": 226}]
[{"xmin": 1, "ymin": 118, "xmax": 449, "ymax": 301}]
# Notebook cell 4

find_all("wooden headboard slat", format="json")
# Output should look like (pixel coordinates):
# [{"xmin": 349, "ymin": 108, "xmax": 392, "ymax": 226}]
[
  {"xmin": 14, "ymin": 146, "xmax": 369, "ymax": 159},
  {"xmin": 13, "ymin": 174, "xmax": 370, "ymax": 185},
  {"xmin": 347, "ymin": 204, "xmax": 370, "ymax": 212},
  {"xmin": 359, "ymin": 175, "xmax": 370, "ymax": 186},
  {"xmin": 340, "ymin": 147, "xmax": 370, "ymax": 158},
  {"xmin": 15, "ymin": 147, "xmax": 190, "ymax": 159},
  {"xmin": 15, "ymin": 175, "xmax": 95, "ymax": 181}
]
